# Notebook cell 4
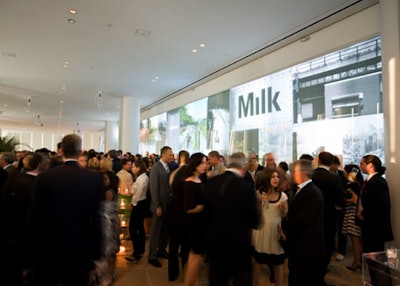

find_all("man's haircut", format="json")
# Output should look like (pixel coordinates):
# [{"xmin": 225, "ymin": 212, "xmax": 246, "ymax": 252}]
[
  {"xmin": 208, "ymin": 150, "xmax": 220, "ymax": 158},
  {"xmin": 292, "ymin": 159, "xmax": 313, "ymax": 178},
  {"xmin": 318, "ymin": 151, "xmax": 335, "ymax": 166},
  {"xmin": 228, "ymin": 152, "xmax": 246, "ymax": 169},
  {"xmin": 160, "ymin": 146, "xmax": 171, "ymax": 156},
  {"xmin": 23, "ymin": 152, "xmax": 43, "ymax": 171},
  {"xmin": 61, "ymin": 134, "xmax": 82, "ymax": 158}
]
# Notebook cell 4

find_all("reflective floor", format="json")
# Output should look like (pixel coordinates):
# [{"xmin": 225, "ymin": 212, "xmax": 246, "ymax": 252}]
[{"xmin": 113, "ymin": 238, "xmax": 362, "ymax": 286}]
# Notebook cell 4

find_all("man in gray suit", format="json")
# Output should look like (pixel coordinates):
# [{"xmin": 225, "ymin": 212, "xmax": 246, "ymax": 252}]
[{"xmin": 148, "ymin": 146, "xmax": 174, "ymax": 267}]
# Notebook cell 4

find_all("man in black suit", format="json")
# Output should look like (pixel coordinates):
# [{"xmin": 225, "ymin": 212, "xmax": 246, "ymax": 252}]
[
  {"xmin": 312, "ymin": 152, "xmax": 343, "ymax": 279},
  {"xmin": 0, "ymin": 152, "xmax": 42, "ymax": 285},
  {"xmin": 0, "ymin": 152, "xmax": 19, "ymax": 177},
  {"xmin": 27, "ymin": 134, "xmax": 103, "ymax": 285},
  {"xmin": 205, "ymin": 152, "xmax": 261, "ymax": 286},
  {"xmin": 167, "ymin": 150, "xmax": 189, "ymax": 281},
  {"xmin": 287, "ymin": 159, "xmax": 325, "ymax": 286}
]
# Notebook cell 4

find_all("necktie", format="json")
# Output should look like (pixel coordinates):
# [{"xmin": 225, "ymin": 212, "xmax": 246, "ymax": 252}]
[
  {"xmin": 294, "ymin": 186, "xmax": 300, "ymax": 197},
  {"xmin": 165, "ymin": 165, "xmax": 170, "ymax": 174}
]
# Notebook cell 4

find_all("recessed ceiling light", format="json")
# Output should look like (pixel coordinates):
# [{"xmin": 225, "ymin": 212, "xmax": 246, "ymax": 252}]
[
  {"xmin": 152, "ymin": 79, "xmax": 156, "ymax": 82},
  {"xmin": 134, "ymin": 29, "xmax": 151, "ymax": 38},
  {"xmin": 68, "ymin": 18, "xmax": 76, "ymax": 24},
  {"xmin": 61, "ymin": 85, "xmax": 66, "ymax": 90},
  {"xmin": 192, "ymin": 49, "xmax": 197, "ymax": 53},
  {"xmin": 155, "ymin": 76, "xmax": 159, "ymax": 80},
  {"xmin": 200, "ymin": 44, "xmax": 206, "ymax": 48},
  {"xmin": 69, "ymin": 9, "xmax": 77, "ymax": 15}
]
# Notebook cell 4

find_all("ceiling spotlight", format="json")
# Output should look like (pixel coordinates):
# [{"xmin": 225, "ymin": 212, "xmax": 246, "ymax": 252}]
[
  {"xmin": 69, "ymin": 9, "xmax": 77, "ymax": 15},
  {"xmin": 68, "ymin": 18, "xmax": 76, "ymax": 24},
  {"xmin": 200, "ymin": 43, "xmax": 206, "ymax": 48},
  {"xmin": 61, "ymin": 85, "xmax": 66, "ymax": 90},
  {"xmin": 155, "ymin": 76, "xmax": 159, "ymax": 80},
  {"xmin": 192, "ymin": 49, "xmax": 197, "ymax": 53}
]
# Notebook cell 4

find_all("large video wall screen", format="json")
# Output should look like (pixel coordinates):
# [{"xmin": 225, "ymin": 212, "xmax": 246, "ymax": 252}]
[{"xmin": 140, "ymin": 37, "xmax": 383, "ymax": 165}]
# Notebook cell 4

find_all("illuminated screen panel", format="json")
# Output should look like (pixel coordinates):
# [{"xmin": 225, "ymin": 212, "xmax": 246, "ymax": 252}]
[{"xmin": 140, "ymin": 37, "xmax": 383, "ymax": 165}]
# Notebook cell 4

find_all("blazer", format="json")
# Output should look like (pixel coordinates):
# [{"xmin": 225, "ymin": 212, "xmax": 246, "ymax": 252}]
[
  {"xmin": 205, "ymin": 171, "xmax": 260, "ymax": 258},
  {"xmin": 312, "ymin": 167, "xmax": 343, "ymax": 235},
  {"xmin": 149, "ymin": 160, "xmax": 170, "ymax": 212},
  {"xmin": 27, "ymin": 161, "xmax": 103, "ymax": 271},
  {"xmin": 0, "ymin": 173, "xmax": 37, "ymax": 240},
  {"xmin": 360, "ymin": 174, "xmax": 394, "ymax": 246},
  {"xmin": 287, "ymin": 181, "xmax": 324, "ymax": 261}
]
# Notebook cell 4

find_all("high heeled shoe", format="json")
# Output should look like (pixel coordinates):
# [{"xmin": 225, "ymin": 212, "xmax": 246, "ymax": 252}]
[
  {"xmin": 345, "ymin": 264, "xmax": 361, "ymax": 272},
  {"xmin": 125, "ymin": 255, "xmax": 141, "ymax": 263}
]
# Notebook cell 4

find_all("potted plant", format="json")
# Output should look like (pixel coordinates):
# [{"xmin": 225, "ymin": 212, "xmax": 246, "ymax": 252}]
[{"xmin": 0, "ymin": 136, "xmax": 21, "ymax": 152}]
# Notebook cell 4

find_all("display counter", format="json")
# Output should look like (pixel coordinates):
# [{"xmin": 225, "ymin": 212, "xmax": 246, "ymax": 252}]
[{"xmin": 362, "ymin": 250, "xmax": 400, "ymax": 286}]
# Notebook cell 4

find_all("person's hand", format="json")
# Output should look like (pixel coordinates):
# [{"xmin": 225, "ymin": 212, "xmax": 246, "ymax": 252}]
[
  {"xmin": 156, "ymin": 207, "xmax": 163, "ymax": 217},
  {"xmin": 260, "ymin": 192, "xmax": 268, "ymax": 202},
  {"xmin": 278, "ymin": 224, "xmax": 286, "ymax": 241}
]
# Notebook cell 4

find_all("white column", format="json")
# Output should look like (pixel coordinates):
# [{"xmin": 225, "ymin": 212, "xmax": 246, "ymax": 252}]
[
  {"xmin": 119, "ymin": 97, "xmax": 140, "ymax": 154},
  {"xmin": 105, "ymin": 121, "xmax": 119, "ymax": 152},
  {"xmin": 381, "ymin": 0, "xmax": 400, "ymax": 242}
]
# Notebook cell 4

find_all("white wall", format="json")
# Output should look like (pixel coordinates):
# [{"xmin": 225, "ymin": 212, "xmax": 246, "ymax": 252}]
[{"xmin": 1, "ymin": 127, "xmax": 104, "ymax": 152}]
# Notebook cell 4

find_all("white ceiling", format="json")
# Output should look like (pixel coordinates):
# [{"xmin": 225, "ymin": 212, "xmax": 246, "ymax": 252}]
[{"xmin": 0, "ymin": 0, "xmax": 376, "ymax": 132}]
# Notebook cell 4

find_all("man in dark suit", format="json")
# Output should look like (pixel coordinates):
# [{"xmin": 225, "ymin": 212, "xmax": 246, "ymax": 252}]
[
  {"xmin": 205, "ymin": 152, "xmax": 261, "ymax": 286},
  {"xmin": 148, "ymin": 146, "xmax": 174, "ymax": 267},
  {"xmin": 287, "ymin": 159, "xmax": 325, "ymax": 286},
  {"xmin": 0, "ymin": 152, "xmax": 19, "ymax": 177},
  {"xmin": 167, "ymin": 150, "xmax": 189, "ymax": 281},
  {"xmin": 0, "ymin": 152, "xmax": 42, "ymax": 285},
  {"xmin": 312, "ymin": 151, "xmax": 343, "ymax": 279},
  {"xmin": 27, "ymin": 134, "xmax": 103, "ymax": 285},
  {"xmin": 358, "ymin": 155, "xmax": 394, "ymax": 286}
]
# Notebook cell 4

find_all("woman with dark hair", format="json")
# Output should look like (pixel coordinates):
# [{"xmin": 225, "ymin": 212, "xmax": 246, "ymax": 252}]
[
  {"xmin": 342, "ymin": 164, "xmax": 364, "ymax": 271},
  {"xmin": 182, "ymin": 152, "xmax": 208, "ymax": 286},
  {"xmin": 252, "ymin": 168, "xmax": 288, "ymax": 286},
  {"xmin": 358, "ymin": 155, "xmax": 393, "ymax": 252},
  {"xmin": 126, "ymin": 160, "xmax": 149, "ymax": 263}
]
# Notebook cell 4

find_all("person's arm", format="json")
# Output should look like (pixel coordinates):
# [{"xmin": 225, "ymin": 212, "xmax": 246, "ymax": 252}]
[
  {"xmin": 149, "ymin": 165, "xmax": 162, "ymax": 216},
  {"xmin": 131, "ymin": 174, "xmax": 149, "ymax": 206}
]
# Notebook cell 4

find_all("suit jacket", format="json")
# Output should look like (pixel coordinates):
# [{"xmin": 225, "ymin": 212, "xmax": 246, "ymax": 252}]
[
  {"xmin": 312, "ymin": 167, "xmax": 343, "ymax": 235},
  {"xmin": 205, "ymin": 171, "xmax": 260, "ymax": 259},
  {"xmin": 0, "ymin": 173, "xmax": 37, "ymax": 241},
  {"xmin": 360, "ymin": 174, "xmax": 394, "ymax": 248},
  {"xmin": 287, "ymin": 181, "xmax": 324, "ymax": 261},
  {"xmin": 149, "ymin": 160, "xmax": 170, "ymax": 213},
  {"xmin": 27, "ymin": 161, "xmax": 103, "ymax": 272},
  {"xmin": 4, "ymin": 164, "xmax": 19, "ymax": 177}
]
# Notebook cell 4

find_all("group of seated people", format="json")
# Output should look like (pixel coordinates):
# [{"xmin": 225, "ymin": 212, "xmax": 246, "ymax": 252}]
[{"xmin": 0, "ymin": 137, "xmax": 394, "ymax": 286}]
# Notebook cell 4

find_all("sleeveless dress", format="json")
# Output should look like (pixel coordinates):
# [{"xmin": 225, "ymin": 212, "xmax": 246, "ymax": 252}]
[
  {"xmin": 252, "ymin": 191, "xmax": 287, "ymax": 265},
  {"xmin": 183, "ymin": 180, "xmax": 206, "ymax": 254},
  {"xmin": 342, "ymin": 182, "xmax": 362, "ymax": 237}
]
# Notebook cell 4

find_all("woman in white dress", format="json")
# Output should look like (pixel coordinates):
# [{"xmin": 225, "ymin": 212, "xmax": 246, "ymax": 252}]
[{"xmin": 252, "ymin": 168, "xmax": 288, "ymax": 286}]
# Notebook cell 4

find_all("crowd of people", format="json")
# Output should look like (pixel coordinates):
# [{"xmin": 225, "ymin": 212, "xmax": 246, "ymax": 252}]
[{"xmin": 0, "ymin": 133, "xmax": 394, "ymax": 286}]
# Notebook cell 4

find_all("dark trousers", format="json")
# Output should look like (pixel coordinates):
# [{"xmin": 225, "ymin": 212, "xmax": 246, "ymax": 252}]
[
  {"xmin": 148, "ymin": 212, "xmax": 168, "ymax": 259},
  {"xmin": 167, "ymin": 220, "xmax": 189, "ymax": 281},
  {"xmin": 288, "ymin": 257, "xmax": 325, "ymax": 286},
  {"xmin": 335, "ymin": 208, "xmax": 347, "ymax": 255},
  {"xmin": 208, "ymin": 252, "xmax": 252, "ymax": 286},
  {"xmin": 129, "ymin": 201, "xmax": 146, "ymax": 258},
  {"xmin": 0, "ymin": 241, "xmax": 23, "ymax": 286},
  {"xmin": 34, "ymin": 261, "xmax": 89, "ymax": 286}
]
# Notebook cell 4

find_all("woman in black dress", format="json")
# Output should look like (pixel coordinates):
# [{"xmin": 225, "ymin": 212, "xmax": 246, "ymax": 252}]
[{"xmin": 182, "ymin": 152, "xmax": 208, "ymax": 286}]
